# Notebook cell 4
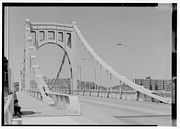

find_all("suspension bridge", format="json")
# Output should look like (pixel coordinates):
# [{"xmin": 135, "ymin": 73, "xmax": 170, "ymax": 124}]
[{"xmin": 4, "ymin": 19, "xmax": 172, "ymax": 125}]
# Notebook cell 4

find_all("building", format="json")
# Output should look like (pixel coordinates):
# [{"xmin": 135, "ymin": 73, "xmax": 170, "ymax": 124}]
[
  {"xmin": 163, "ymin": 80, "xmax": 172, "ymax": 91},
  {"xmin": 135, "ymin": 77, "xmax": 172, "ymax": 91},
  {"xmin": 142, "ymin": 79, "xmax": 150, "ymax": 90}
]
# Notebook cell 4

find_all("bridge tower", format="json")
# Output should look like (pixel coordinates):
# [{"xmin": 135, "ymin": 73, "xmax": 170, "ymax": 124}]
[
  {"xmin": 71, "ymin": 21, "xmax": 77, "ymax": 94},
  {"xmin": 24, "ymin": 19, "xmax": 31, "ymax": 91},
  {"xmin": 23, "ymin": 19, "xmax": 78, "ymax": 94}
]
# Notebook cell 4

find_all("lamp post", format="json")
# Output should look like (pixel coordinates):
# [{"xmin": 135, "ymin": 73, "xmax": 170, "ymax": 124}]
[{"xmin": 117, "ymin": 43, "xmax": 135, "ymax": 82}]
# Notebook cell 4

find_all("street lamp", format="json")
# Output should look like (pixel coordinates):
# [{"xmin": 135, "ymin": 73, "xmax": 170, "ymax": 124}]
[{"xmin": 117, "ymin": 43, "xmax": 135, "ymax": 82}]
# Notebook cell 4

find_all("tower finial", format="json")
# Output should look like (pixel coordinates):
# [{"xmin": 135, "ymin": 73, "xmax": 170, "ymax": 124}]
[
  {"xmin": 25, "ymin": 19, "xmax": 30, "ymax": 23},
  {"xmin": 72, "ymin": 21, "xmax": 76, "ymax": 25}
]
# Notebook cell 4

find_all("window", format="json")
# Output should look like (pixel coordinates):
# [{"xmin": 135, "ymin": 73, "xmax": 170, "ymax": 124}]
[
  {"xmin": 39, "ymin": 31, "xmax": 45, "ymax": 41},
  {"xmin": 31, "ymin": 31, "xmax": 36, "ymax": 43},
  {"xmin": 58, "ymin": 32, "xmax": 63, "ymax": 42},
  {"xmin": 67, "ymin": 33, "xmax": 71, "ymax": 48},
  {"xmin": 48, "ymin": 31, "xmax": 55, "ymax": 40}
]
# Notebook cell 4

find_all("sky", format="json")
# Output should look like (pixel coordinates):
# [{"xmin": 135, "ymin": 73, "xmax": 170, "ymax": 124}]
[{"xmin": 4, "ymin": 4, "xmax": 172, "ymax": 82}]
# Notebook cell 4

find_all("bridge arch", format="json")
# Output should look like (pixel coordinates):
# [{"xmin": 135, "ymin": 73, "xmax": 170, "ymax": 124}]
[{"xmin": 37, "ymin": 42, "xmax": 73, "ymax": 89}]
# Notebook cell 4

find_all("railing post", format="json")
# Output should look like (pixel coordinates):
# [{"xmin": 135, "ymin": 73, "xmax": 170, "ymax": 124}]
[
  {"xmin": 89, "ymin": 86, "xmax": 91, "ymax": 96},
  {"xmin": 136, "ymin": 91, "xmax": 140, "ymax": 101},
  {"xmin": 125, "ymin": 92, "xmax": 127, "ymax": 100},
  {"xmin": 144, "ymin": 94, "xmax": 147, "ymax": 101},
  {"xmin": 151, "ymin": 97, "xmax": 155, "ymax": 102},
  {"xmin": 107, "ymin": 88, "xmax": 109, "ymax": 98},
  {"xmin": 119, "ymin": 87, "xmax": 122, "ymax": 99},
  {"xmin": 97, "ymin": 87, "xmax": 99, "ymax": 97},
  {"xmin": 77, "ymin": 87, "xmax": 79, "ymax": 95},
  {"xmin": 83, "ymin": 88, "xmax": 85, "ymax": 96},
  {"xmin": 130, "ymin": 92, "xmax": 133, "ymax": 100}
]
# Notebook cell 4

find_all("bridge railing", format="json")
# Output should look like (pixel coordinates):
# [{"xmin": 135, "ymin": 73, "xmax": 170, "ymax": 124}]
[
  {"xmin": 45, "ymin": 87, "xmax": 171, "ymax": 103},
  {"xmin": 50, "ymin": 87, "xmax": 71, "ymax": 94},
  {"xmin": 30, "ymin": 86, "xmax": 171, "ymax": 104},
  {"xmin": 73, "ymin": 89, "xmax": 171, "ymax": 103},
  {"xmin": 26, "ymin": 89, "xmax": 42, "ymax": 100},
  {"xmin": 74, "ymin": 89, "xmax": 138, "ymax": 100},
  {"xmin": 4, "ymin": 94, "xmax": 14, "ymax": 125}
]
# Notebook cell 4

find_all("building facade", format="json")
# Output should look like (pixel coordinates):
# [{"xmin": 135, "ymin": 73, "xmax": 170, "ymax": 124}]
[{"xmin": 135, "ymin": 77, "xmax": 172, "ymax": 91}]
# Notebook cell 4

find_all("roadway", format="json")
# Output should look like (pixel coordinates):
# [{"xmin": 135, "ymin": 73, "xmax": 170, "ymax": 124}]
[
  {"xmin": 78, "ymin": 94, "xmax": 171, "ymax": 125},
  {"xmin": 15, "ymin": 92, "xmax": 171, "ymax": 125}
]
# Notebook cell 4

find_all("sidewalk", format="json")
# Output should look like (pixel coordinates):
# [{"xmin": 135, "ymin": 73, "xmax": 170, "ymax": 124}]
[{"xmin": 15, "ymin": 92, "xmax": 95, "ymax": 125}]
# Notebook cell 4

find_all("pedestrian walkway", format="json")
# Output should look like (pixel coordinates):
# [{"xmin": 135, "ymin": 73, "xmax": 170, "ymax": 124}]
[{"xmin": 15, "ymin": 92, "xmax": 95, "ymax": 125}]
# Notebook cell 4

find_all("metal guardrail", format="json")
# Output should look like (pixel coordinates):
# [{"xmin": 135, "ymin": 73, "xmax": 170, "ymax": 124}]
[{"xmin": 4, "ymin": 94, "xmax": 14, "ymax": 125}]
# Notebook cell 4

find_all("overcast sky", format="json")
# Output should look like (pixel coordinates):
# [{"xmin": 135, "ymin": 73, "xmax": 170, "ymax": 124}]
[{"xmin": 4, "ymin": 5, "xmax": 172, "ymax": 82}]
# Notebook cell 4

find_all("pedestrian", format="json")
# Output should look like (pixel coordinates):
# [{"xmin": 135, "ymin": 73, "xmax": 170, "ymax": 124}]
[{"xmin": 14, "ymin": 99, "xmax": 22, "ymax": 117}]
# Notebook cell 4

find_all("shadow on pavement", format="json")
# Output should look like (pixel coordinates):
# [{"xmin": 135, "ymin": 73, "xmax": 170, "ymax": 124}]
[{"xmin": 21, "ymin": 111, "xmax": 38, "ymax": 116}]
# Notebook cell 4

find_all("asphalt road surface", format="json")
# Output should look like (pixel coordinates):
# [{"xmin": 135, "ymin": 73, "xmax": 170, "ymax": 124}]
[{"xmin": 77, "ymin": 94, "xmax": 172, "ymax": 126}]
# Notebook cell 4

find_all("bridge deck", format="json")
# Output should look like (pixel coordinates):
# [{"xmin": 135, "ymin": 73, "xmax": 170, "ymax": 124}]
[
  {"xmin": 15, "ymin": 92, "xmax": 171, "ymax": 125},
  {"xmin": 15, "ymin": 92, "xmax": 94, "ymax": 125},
  {"xmin": 78, "ymin": 95, "xmax": 171, "ymax": 125}
]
